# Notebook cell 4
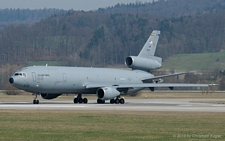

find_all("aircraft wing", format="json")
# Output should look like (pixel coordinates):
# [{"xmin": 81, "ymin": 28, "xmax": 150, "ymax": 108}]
[
  {"xmin": 85, "ymin": 70, "xmax": 212, "ymax": 90},
  {"xmin": 85, "ymin": 83, "xmax": 210, "ymax": 89},
  {"xmin": 116, "ymin": 83, "xmax": 209, "ymax": 89}
]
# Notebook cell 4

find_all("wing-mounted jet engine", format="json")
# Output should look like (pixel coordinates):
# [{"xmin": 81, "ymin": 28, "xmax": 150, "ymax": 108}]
[{"xmin": 96, "ymin": 87, "xmax": 125, "ymax": 104}]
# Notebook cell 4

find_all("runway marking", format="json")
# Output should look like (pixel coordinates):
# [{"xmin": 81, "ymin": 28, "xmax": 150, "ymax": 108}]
[
  {"xmin": 212, "ymin": 105, "xmax": 225, "ymax": 107},
  {"xmin": 1, "ymin": 99, "xmax": 225, "ymax": 112},
  {"xmin": 0, "ymin": 102, "xmax": 30, "ymax": 104},
  {"xmin": 179, "ymin": 105, "xmax": 192, "ymax": 107},
  {"xmin": 0, "ymin": 105, "xmax": 88, "ymax": 108}
]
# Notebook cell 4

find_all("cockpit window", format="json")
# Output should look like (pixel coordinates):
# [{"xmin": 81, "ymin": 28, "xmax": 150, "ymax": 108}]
[
  {"xmin": 14, "ymin": 73, "xmax": 22, "ymax": 76},
  {"xmin": 14, "ymin": 72, "xmax": 27, "ymax": 77},
  {"xmin": 23, "ymin": 73, "xmax": 27, "ymax": 77}
]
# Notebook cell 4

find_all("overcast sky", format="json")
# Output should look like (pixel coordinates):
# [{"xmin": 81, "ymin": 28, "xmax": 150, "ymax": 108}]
[{"xmin": 0, "ymin": 0, "xmax": 155, "ymax": 11}]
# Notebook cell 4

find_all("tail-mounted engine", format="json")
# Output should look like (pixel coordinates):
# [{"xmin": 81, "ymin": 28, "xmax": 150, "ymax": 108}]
[{"xmin": 125, "ymin": 56, "xmax": 162, "ymax": 71}]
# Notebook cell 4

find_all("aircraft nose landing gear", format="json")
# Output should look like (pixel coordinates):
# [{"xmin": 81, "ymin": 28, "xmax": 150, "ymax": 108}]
[
  {"xmin": 33, "ymin": 94, "xmax": 39, "ymax": 104},
  {"xmin": 33, "ymin": 99, "xmax": 39, "ymax": 104}
]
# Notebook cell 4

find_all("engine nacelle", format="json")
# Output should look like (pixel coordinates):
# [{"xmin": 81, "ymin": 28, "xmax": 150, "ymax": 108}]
[
  {"xmin": 41, "ymin": 93, "xmax": 62, "ymax": 100},
  {"xmin": 125, "ymin": 56, "xmax": 162, "ymax": 71},
  {"xmin": 96, "ymin": 87, "xmax": 120, "ymax": 100}
]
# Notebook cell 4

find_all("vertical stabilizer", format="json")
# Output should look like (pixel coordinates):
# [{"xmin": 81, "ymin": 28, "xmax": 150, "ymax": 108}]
[{"xmin": 138, "ymin": 30, "xmax": 160, "ymax": 58}]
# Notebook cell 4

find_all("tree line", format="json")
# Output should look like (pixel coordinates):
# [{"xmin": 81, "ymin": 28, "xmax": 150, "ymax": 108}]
[
  {"xmin": 99, "ymin": 0, "xmax": 225, "ymax": 18},
  {"xmin": 0, "ymin": 8, "xmax": 67, "ymax": 28},
  {"xmin": 1, "ymin": 0, "xmax": 225, "ymax": 89},
  {"xmin": 1, "ymin": 11, "xmax": 225, "ymax": 67}
]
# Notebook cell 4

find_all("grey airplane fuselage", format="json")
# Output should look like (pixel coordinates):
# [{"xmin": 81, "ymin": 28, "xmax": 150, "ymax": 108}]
[{"xmin": 13, "ymin": 66, "xmax": 153, "ymax": 94}]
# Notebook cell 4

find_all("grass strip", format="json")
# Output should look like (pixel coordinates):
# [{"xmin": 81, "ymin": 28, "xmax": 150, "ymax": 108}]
[{"xmin": 0, "ymin": 110, "xmax": 224, "ymax": 141}]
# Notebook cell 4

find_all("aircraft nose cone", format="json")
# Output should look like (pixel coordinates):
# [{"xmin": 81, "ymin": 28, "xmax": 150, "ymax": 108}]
[{"xmin": 9, "ymin": 78, "xmax": 14, "ymax": 84}]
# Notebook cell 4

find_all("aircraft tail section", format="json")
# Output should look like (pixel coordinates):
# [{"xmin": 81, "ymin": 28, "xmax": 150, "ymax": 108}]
[
  {"xmin": 138, "ymin": 30, "xmax": 161, "ymax": 58},
  {"xmin": 125, "ymin": 30, "xmax": 162, "ymax": 71}
]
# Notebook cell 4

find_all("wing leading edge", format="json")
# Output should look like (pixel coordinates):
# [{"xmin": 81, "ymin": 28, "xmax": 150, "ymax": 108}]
[{"xmin": 86, "ymin": 83, "xmax": 210, "ymax": 89}]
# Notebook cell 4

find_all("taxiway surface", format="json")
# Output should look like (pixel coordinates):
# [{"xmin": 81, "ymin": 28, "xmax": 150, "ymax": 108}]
[{"xmin": 0, "ymin": 99, "xmax": 225, "ymax": 112}]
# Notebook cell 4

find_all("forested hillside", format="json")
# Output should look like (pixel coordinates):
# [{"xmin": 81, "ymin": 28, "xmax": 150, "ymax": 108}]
[
  {"xmin": 1, "ymin": 0, "xmax": 225, "ymax": 89},
  {"xmin": 1, "ymin": 9, "xmax": 225, "ymax": 67},
  {"xmin": 0, "ymin": 8, "xmax": 67, "ymax": 28},
  {"xmin": 100, "ymin": 0, "xmax": 225, "ymax": 17}
]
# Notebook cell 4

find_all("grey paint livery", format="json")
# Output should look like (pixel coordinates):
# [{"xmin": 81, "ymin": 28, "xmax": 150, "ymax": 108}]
[
  {"xmin": 12, "ymin": 67, "xmax": 154, "ymax": 94},
  {"xmin": 9, "ymin": 30, "xmax": 210, "ymax": 104}
]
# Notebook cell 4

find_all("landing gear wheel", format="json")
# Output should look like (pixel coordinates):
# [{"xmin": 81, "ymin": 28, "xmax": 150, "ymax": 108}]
[
  {"xmin": 33, "ymin": 100, "xmax": 39, "ymax": 104},
  {"xmin": 119, "ymin": 98, "xmax": 125, "ymax": 104},
  {"xmin": 74, "ymin": 98, "xmax": 78, "ymax": 103},
  {"xmin": 83, "ymin": 98, "xmax": 88, "ymax": 104},
  {"xmin": 33, "ymin": 93, "xmax": 39, "ymax": 104},
  {"xmin": 97, "ymin": 99, "xmax": 105, "ymax": 104},
  {"xmin": 110, "ymin": 99, "xmax": 115, "ymax": 104},
  {"xmin": 115, "ymin": 99, "xmax": 120, "ymax": 104},
  {"xmin": 79, "ymin": 98, "xmax": 83, "ymax": 103}
]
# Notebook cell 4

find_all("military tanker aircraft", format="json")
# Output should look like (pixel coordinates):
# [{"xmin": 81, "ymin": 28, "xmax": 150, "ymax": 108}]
[{"xmin": 9, "ymin": 30, "xmax": 209, "ymax": 104}]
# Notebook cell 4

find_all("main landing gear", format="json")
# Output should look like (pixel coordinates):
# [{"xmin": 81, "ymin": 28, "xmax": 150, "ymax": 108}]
[
  {"xmin": 74, "ymin": 94, "xmax": 125, "ymax": 104},
  {"xmin": 97, "ymin": 99, "xmax": 105, "ymax": 104},
  {"xmin": 97, "ymin": 96, "xmax": 125, "ymax": 104},
  {"xmin": 33, "ymin": 94, "xmax": 39, "ymax": 104},
  {"xmin": 110, "ymin": 98, "xmax": 125, "ymax": 104},
  {"xmin": 74, "ymin": 94, "xmax": 88, "ymax": 104}
]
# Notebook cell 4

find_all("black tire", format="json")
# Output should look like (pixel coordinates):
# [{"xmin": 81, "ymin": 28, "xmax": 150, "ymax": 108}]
[
  {"xmin": 110, "ymin": 99, "xmax": 115, "ymax": 104},
  {"xmin": 120, "ymin": 98, "xmax": 125, "ymax": 104},
  {"xmin": 97, "ymin": 99, "xmax": 101, "ymax": 104},
  {"xmin": 83, "ymin": 98, "xmax": 88, "ymax": 104},
  {"xmin": 79, "ymin": 98, "xmax": 83, "ymax": 103},
  {"xmin": 97, "ymin": 99, "xmax": 105, "ymax": 104},
  {"xmin": 115, "ymin": 99, "xmax": 120, "ymax": 104},
  {"xmin": 74, "ymin": 98, "xmax": 78, "ymax": 103},
  {"xmin": 33, "ymin": 100, "xmax": 39, "ymax": 104}
]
